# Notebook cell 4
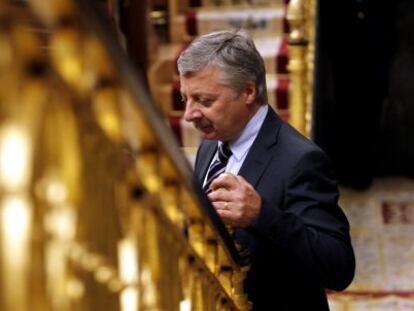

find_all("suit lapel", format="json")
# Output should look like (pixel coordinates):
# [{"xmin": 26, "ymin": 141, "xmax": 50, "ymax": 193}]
[
  {"xmin": 195, "ymin": 107, "xmax": 282, "ymax": 187},
  {"xmin": 238, "ymin": 107, "xmax": 282, "ymax": 187}
]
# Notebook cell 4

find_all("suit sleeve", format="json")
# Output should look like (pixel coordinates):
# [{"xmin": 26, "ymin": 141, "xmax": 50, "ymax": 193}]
[{"xmin": 251, "ymin": 148, "xmax": 355, "ymax": 291}]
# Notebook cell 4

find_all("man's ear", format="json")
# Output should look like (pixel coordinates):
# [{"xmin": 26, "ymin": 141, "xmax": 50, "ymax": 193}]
[{"xmin": 244, "ymin": 81, "xmax": 257, "ymax": 105}]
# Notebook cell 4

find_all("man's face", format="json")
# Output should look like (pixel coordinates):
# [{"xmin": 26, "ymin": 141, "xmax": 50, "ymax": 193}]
[{"xmin": 180, "ymin": 64, "xmax": 254, "ymax": 142}]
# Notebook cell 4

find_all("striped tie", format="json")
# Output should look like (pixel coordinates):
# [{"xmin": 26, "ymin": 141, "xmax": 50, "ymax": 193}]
[{"xmin": 203, "ymin": 143, "xmax": 232, "ymax": 193}]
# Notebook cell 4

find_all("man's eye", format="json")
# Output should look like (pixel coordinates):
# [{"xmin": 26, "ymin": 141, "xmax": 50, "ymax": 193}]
[{"xmin": 199, "ymin": 99, "xmax": 213, "ymax": 106}]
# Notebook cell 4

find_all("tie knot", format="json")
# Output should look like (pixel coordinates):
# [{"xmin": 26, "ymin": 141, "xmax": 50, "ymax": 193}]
[{"xmin": 218, "ymin": 142, "xmax": 232, "ymax": 162}]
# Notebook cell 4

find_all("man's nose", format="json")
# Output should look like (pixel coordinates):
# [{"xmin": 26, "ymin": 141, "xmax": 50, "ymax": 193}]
[{"xmin": 183, "ymin": 101, "xmax": 199, "ymax": 122}]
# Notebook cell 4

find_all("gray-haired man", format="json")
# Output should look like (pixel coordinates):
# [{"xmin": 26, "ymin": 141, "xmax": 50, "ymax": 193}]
[{"xmin": 178, "ymin": 30, "xmax": 355, "ymax": 310}]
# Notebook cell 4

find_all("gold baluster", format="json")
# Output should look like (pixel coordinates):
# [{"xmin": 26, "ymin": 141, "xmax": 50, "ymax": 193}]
[
  {"xmin": 217, "ymin": 246, "xmax": 233, "ymax": 297},
  {"xmin": 305, "ymin": 0, "xmax": 317, "ymax": 136},
  {"xmin": 179, "ymin": 255, "xmax": 193, "ymax": 311},
  {"xmin": 287, "ymin": 0, "xmax": 308, "ymax": 136},
  {"xmin": 205, "ymin": 238, "xmax": 218, "ymax": 275},
  {"xmin": 287, "ymin": 0, "xmax": 317, "ymax": 138},
  {"xmin": 232, "ymin": 267, "xmax": 251, "ymax": 311}
]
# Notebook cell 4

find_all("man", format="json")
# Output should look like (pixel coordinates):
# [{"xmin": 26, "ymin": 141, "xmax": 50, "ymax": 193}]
[{"xmin": 177, "ymin": 30, "xmax": 355, "ymax": 310}]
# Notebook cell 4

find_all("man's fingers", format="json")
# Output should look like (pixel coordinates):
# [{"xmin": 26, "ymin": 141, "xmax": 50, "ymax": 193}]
[
  {"xmin": 211, "ymin": 201, "xmax": 230, "ymax": 210},
  {"xmin": 210, "ymin": 173, "xmax": 239, "ymax": 191},
  {"xmin": 208, "ymin": 174, "xmax": 261, "ymax": 228},
  {"xmin": 208, "ymin": 188, "xmax": 232, "ymax": 202}
]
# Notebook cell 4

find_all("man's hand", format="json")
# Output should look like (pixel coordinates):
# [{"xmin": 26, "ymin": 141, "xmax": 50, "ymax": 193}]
[{"xmin": 207, "ymin": 173, "xmax": 261, "ymax": 228}]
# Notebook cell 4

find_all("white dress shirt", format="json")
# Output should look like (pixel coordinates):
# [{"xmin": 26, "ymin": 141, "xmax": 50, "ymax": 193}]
[{"xmin": 203, "ymin": 105, "xmax": 268, "ymax": 186}]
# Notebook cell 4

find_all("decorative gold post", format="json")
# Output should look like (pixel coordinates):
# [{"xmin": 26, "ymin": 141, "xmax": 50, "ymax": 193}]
[
  {"xmin": 287, "ymin": 0, "xmax": 317, "ymax": 137},
  {"xmin": 305, "ymin": 0, "xmax": 317, "ymax": 137},
  {"xmin": 287, "ymin": 0, "xmax": 308, "ymax": 136}
]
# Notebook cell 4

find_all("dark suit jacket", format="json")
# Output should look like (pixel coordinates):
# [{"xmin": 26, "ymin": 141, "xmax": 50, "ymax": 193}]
[{"xmin": 194, "ymin": 107, "xmax": 355, "ymax": 310}]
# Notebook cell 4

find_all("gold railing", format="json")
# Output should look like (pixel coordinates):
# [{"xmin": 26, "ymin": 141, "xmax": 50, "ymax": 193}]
[
  {"xmin": 286, "ymin": 0, "xmax": 316, "ymax": 137},
  {"xmin": 0, "ymin": 0, "xmax": 249, "ymax": 310}
]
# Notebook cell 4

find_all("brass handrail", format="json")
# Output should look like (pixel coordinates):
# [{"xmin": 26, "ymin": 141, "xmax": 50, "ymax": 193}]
[{"xmin": 0, "ymin": 0, "xmax": 250, "ymax": 310}]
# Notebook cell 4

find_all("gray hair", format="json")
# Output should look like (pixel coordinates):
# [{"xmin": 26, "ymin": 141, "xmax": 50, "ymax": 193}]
[{"xmin": 177, "ymin": 30, "xmax": 268, "ymax": 105}]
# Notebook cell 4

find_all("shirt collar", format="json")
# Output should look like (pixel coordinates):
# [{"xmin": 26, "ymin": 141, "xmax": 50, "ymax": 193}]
[{"xmin": 220, "ymin": 105, "xmax": 268, "ymax": 161}]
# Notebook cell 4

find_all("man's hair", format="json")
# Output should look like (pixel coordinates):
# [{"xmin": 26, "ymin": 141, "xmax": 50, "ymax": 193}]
[{"xmin": 177, "ymin": 30, "xmax": 268, "ymax": 105}]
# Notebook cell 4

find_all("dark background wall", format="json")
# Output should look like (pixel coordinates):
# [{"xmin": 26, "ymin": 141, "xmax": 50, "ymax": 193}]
[
  {"xmin": 313, "ymin": 0, "xmax": 413, "ymax": 190},
  {"xmin": 377, "ymin": 0, "xmax": 414, "ymax": 178}
]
